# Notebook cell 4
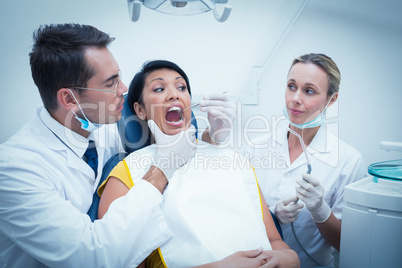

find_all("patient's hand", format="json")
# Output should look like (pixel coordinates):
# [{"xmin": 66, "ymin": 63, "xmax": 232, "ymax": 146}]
[
  {"xmin": 217, "ymin": 249, "xmax": 268, "ymax": 267},
  {"xmin": 196, "ymin": 248, "xmax": 268, "ymax": 268},
  {"xmin": 258, "ymin": 249, "xmax": 300, "ymax": 268}
]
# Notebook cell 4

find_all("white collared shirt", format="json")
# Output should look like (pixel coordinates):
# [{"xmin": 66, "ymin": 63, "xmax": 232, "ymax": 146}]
[
  {"xmin": 0, "ymin": 107, "xmax": 172, "ymax": 267},
  {"xmin": 245, "ymin": 124, "xmax": 366, "ymax": 268}
]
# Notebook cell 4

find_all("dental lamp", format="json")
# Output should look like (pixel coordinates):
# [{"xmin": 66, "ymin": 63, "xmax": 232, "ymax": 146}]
[{"xmin": 127, "ymin": 0, "xmax": 232, "ymax": 22}]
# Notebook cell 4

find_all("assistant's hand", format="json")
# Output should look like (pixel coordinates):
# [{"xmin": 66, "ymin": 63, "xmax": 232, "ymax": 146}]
[
  {"xmin": 199, "ymin": 93, "xmax": 236, "ymax": 143},
  {"xmin": 148, "ymin": 120, "xmax": 197, "ymax": 180},
  {"xmin": 275, "ymin": 196, "xmax": 304, "ymax": 224},
  {"xmin": 296, "ymin": 173, "xmax": 331, "ymax": 223}
]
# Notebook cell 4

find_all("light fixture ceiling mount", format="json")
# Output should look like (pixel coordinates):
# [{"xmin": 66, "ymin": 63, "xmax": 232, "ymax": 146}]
[{"xmin": 128, "ymin": 0, "xmax": 232, "ymax": 22}]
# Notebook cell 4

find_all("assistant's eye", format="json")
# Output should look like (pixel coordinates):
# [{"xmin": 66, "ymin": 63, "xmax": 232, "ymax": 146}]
[
  {"xmin": 287, "ymin": 84, "xmax": 296, "ymax": 90},
  {"xmin": 305, "ymin": 88, "xmax": 315, "ymax": 95}
]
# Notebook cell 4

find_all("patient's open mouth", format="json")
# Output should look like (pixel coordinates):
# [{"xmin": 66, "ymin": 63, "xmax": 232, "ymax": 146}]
[{"xmin": 165, "ymin": 106, "xmax": 184, "ymax": 124}]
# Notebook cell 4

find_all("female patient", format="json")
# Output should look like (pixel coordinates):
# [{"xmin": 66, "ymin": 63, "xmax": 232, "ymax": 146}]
[{"xmin": 98, "ymin": 60, "xmax": 299, "ymax": 267}]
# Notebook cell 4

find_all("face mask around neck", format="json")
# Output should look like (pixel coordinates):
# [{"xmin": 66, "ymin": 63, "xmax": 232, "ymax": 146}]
[
  {"xmin": 68, "ymin": 89, "xmax": 102, "ymax": 132},
  {"xmin": 283, "ymin": 94, "xmax": 335, "ymax": 129}
]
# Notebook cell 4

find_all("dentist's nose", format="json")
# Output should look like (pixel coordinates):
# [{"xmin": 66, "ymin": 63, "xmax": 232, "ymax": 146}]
[{"xmin": 118, "ymin": 81, "xmax": 128, "ymax": 96}]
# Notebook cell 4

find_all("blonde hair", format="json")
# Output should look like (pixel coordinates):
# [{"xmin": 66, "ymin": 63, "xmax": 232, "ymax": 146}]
[{"xmin": 290, "ymin": 53, "xmax": 341, "ymax": 97}]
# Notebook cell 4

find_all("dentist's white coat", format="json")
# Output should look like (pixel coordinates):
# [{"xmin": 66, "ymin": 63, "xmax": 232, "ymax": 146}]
[{"xmin": 0, "ymin": 107, "xmax": 172, "ymax": 267}]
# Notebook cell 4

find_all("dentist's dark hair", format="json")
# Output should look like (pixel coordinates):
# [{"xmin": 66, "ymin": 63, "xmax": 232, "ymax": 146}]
[
  {"xmin": 290, "ymin": 53, "xmax": 341, "ymax": 98},
  {"xmin": 128, "ymin": 60, "xmax": 192, "ymax": 115},
  {"xmin": 30, "ymin": 23, "xmax": 114, "ymax": 111}
]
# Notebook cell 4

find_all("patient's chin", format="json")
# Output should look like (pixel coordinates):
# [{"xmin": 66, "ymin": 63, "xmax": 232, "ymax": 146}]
[
  {"xmin": 167, "ymin": 129, "xmax": 182, "ymax": 136},
  {"xmin": 162, "ymin": 122, "xmax": 190, "ymax": 136}
]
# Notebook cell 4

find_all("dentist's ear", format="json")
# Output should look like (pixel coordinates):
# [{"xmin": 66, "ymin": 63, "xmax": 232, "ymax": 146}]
[
  {"xmin": 133, "ymin": 102, "xmax": 146, "ymax": 120},
  {"xmin": 57, "ymin": 88, "xmax": 78, "ymax": 110}
]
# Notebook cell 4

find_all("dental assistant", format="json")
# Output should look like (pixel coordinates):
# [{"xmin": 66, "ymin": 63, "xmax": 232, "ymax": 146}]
[
  {"xmin": 0, "ymin": 23, "xmax": 233, "ymax": 267},
  {"xmin": 245, "ymin": 53, "xmax": 366, "ymax": 267}
]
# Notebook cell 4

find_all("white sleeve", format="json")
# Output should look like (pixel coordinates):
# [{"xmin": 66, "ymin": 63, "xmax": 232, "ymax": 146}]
[{"xmin": 0, "ymin": 163, "xmax": 172, "ymax": 267}]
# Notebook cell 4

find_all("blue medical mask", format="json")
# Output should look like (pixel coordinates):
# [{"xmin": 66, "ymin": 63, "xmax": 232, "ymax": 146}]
[
  {"xmin": 68, "ymin": 89, "xmax": 102, "ymax": 132},
  {"xmin": 283, "ymin": 94, "xmax": 335, "ymax": 129}
]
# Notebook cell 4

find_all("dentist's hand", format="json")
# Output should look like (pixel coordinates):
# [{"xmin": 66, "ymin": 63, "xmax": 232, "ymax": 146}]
[
  {"xmin": 296, "ymin": 174, "xmax": 331, "ymax": 223},
  {"xmin": 148, "ymin": 120, "xmax": 197, "ymax": 180},
  {"xmin": 275, "ymin": 196, "xmax": 304, "ymax": 224},
  {"xmin": 199, "ymin": 93, "xmax": 236, "ymax": 143}
]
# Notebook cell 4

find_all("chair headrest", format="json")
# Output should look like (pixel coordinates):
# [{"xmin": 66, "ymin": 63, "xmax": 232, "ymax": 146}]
[{"xmin": 117, "ymin": 94, "xmax": 198, "ymax": 154}]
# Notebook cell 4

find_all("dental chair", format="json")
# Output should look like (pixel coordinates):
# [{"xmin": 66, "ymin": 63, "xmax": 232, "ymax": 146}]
[{"xmin": 87, "ymin": 95, "xmax": 282, "ymax": 239}]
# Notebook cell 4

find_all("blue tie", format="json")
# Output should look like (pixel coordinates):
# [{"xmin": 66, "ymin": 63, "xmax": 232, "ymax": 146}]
[{"xmin": 84, "ymin": 140, "xmax": 98, "ymax": 177}]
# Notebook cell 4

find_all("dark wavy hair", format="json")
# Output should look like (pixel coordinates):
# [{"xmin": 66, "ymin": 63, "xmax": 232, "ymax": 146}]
[
  {"xmin": 127, "ymin": 60, "xmax": 192, "ymax": 115},
  {"xmin": 29, "ymin": 23, "xmax": 114, "ymax": 111}
]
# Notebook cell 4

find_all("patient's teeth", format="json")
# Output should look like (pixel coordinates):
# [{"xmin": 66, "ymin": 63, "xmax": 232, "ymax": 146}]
[{"xmin": 166, "ymin": 105, "xmax": 184, "ymax": 123}]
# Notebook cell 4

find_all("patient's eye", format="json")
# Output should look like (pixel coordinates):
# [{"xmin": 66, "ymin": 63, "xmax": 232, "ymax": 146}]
[
  {"xmin": 178, "ymin": 85, "xmax": 187, "ymax": 91},
  {"xmin": 153, "ymin": 87, "xmax": 164, "ymax": 92}
]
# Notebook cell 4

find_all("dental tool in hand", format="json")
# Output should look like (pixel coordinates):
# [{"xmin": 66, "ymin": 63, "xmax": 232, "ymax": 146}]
[
  {"xmin": 183, "ymin": 91, "xmax": 228, "ymax": 111},
  {"xmin": 288, "ymin": 127, "xmax": 322, "ymax": 267},
  {"xmin": 287, "ymin": 128, "xmax": 312, "ymax": 204},
  {"xmin": 183, "ymin": 102, "xmax": 202, "ymax": 112}
]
